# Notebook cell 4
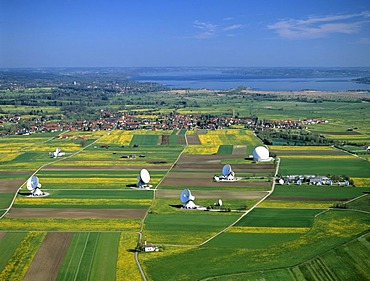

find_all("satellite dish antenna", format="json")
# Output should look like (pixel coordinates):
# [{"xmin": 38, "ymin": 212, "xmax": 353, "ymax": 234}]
[
  {"xmin": 279, "ymin": 179, "xmax": 284, "ymax": 185},
  {"xmin": 180, "ymin": 189, "xmax": 195, "ymax": 203},
  {"xmin": 26, "ymin": 175, "xmax": 44, "ymax": 196},
  {"xmin": 218, "ymin": 199, "xmax": 223, "ymax": 206},
  {"xmin": 141, "ymin": 169, "xmax": 150, "ymax": 184},
  {"xmin": 137, "ymin": 169, "xmax": 152, "ymax": 188}
]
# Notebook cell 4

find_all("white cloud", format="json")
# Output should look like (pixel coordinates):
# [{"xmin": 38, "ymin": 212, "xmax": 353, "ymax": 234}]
[
  {"xmin": 193, "ymin": 20, "xmax": 217, "ymax": 39},
  {"xmin": 268, "ymin": 12, "xmax": 370, "ymax": 39},
  {"xmin": 193, "ymin": 20, "xmax": 242, "ymax": 39},
  {"xmin": 223, "ymin": 24, "xmax": 242, "ymax": 31}
]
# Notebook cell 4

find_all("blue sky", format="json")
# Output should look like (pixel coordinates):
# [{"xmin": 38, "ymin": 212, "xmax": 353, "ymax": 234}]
[{"xmin": 1, "ymin": 0, "xmax": 370, "ymax": 67}]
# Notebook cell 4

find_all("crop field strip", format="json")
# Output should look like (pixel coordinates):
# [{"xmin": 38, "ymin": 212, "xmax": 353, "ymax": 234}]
[{"xmin": 23, "ymin": 232, "xmax": 72, "ymax": 281}]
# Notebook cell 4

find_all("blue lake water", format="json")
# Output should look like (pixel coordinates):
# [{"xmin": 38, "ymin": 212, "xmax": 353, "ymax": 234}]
[{"xmin": 132, "ymin": 70, "xmax": 370, "ymax": 91}]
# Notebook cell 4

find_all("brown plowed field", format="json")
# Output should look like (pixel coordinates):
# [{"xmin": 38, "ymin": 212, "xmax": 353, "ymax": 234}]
[
  {"xmin": 157, "ymin": 190, "xmax": 267, "ymax": 199},
  {"xmin": 6, "ymin": 208, "xmax": 147, "ymax": 219},
  {"xmin": 233, "ymin": 145, "xmax": 247, "ymax": 155},
  {"xmin": 172, "ymin": 154, "xmax": 274, "ymax": 173},
  {"xmin": 0, "ymin": 180, "xmax": 24, "ymax": 192},
  {"xmin": 43, "ymin": 166, "xmax": 170, "ymax": 171},
  {"xmin": 186, "ymin": 135, "xmax": 201, "ymax": 145},
  {"xmin": 160, "ymin": 135, "xmax": 170, "ymax": 145},
  {"xmin": 177, "ymin": 135, "xmax": 186, "ymax": 145},
  {"xmin": 173, "ymin": 163, "xmax": 274, "ymax": 173},
  {"xmin": 161, "ymin": 173, "xmax": 270, "ymax": 188},
  {"xmin": 23, "ymin": 232, "xmax": 72, "ymax": 281}
]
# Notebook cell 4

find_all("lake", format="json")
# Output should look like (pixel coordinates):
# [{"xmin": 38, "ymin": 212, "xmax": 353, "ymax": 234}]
[{"xmin": 132, "ymin": 68, "xmax": 370, "ymax": 91}]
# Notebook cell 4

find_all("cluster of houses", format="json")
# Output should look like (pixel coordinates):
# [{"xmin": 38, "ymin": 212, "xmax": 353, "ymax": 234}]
[
  {"xmin": 1, "ymin": 109, "xmax": 329, "ymax": 136},
  {"xmin": 278, "ymin": 175, "xmax": 350, "ymax": 186}
]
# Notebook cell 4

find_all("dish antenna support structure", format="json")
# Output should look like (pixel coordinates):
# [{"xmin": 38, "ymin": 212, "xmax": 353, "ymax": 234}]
[
  {"xmin": 137, "ymin": 169, "xmax": 152, "ymax": 188},
  {"xmin": 180, "ymin": 189, "xmax": 197, "ymax": 209},
  {"xmin": 26, "ymin": 176, "xmax": 44, "ymax": 196}
]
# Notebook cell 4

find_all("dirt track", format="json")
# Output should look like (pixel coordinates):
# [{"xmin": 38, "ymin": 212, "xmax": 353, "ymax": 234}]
[
  {"xmin": 23, "ymin": 232, "xmax": 72, "ymax": 281},
  {"xmin": 6, "ymin": 208, "xmax": 147, "ymax": 219},
  {"xmin": 157, "ymin": 190, "xmax": 268, "ymax": 199},
  {"xmin": 0, "ymin": 180, "xmax": 24, "ymax": 192}
]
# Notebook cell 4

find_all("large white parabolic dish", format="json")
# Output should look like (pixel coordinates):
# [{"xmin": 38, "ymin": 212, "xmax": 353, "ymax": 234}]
[
  {"xmin": 140, "ymin": 169, "xmax": 150, "ymax": 184},
  {"xmin": 180, "ymin": 189, "xmax": 195, "ymax": 203}
]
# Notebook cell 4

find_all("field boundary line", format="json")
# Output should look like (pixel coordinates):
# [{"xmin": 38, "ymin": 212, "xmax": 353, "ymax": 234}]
[
  {"xmin": 136, "ymin": 131, "xmax": 189, "ymax": 281},
  {"xmin": 0, "ymin": 130, "xmax": 113, "ymax": 220},
  {"xmin": 85, "ymin": 232, "xmax": 100, "ymax": 281},
  {"xmin": 73, "ymin": 232, "xmax": 90, "ymax": 281}
]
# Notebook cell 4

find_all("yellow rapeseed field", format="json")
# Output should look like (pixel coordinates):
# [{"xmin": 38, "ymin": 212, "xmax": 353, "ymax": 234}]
[
  {"xmin": 41, "ymin": 177, "xmax": 154, "ymax": 185},
  {"xmin": 184, "ymin": 145, "xmax": 219, "ymax": 155},
  {"xmin": 0, "ymin": 152, "xmax": 21, "ymax": 162},
  {"xmin": 258, "ymin": 200, "xmax": 332, "ymax": 209},
  {"xmin": 116, "ymin": 232, "xmax": 142, "ymax": 281},
  {"xmin": 97, "ymin": 130, "xmax": 133, "ymax": 145},
  {"xmin": 352, "ymin": 177, "xmax": 370, "ymax": 187},
  {"xmin": 14, "ymin": 197, "xmax": 152, "ymax": 207},
  {"xmin": 0, "ymin": 218, "xmax": 141, "ymax": 231},
  {"xmin": 228, "ymin": 226, "xmax": 310, "ymax": 234},
  {"xmin": 0, "ymin": 232, "xmax": 46, "ymax": 280}
]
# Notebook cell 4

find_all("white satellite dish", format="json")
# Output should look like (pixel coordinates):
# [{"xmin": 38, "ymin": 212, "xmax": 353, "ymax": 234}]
[
  {"xmin": 26, "ymin": 175, "xmax": 44, "ymax": 196},
  {"xmin": 214, "ymin": 164, "xmax": 237, "ymax": 182},
  {"xmin": 180, "ymin": 189, "xmax": 195, "ymax": 204},
  {"xmin": 50, "ymin": 147, "xmax": 65, "ymax": 158},
  {"xmin": 27, "ymin": 176, "xmax": 40, "ymax": 190},
  {"xmin": 136, "ymin": 169, "xmax": 152, "ymax": 188},
  {"xmin": 279, "ymin": 179, "xmax": 284, "ymax": 185},
  {"xmin": 141, "ymin": 169, "xmax": 150, "ymax": 184},
  {"xmin": 218, "ymin": 199, "xmax": 223, "ymax": 206}
]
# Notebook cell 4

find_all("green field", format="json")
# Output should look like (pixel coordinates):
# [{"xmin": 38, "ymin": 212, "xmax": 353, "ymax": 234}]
[
  {"xmin": 279, "ymin": 158, "xmax": 370, "ymax": 178},
  {"xmin": 0, "ymin": 193, "xmax": 15, "ymax": 209},
  {"xmin": 57, "ymin": 232, "xmax": 120, "ymax": 281},
  {"xmin": 235, "ymin": 208, "xmax": 323, "ymax": 228},
  {"xmin": 0, "ymin": 232, "xmax": 27, "ymax": 272},
  {"xmin": 130, "ymin": 135, "xmax": 159, "ymax": 146},
  {"xmin": 217, "ymin": 145, "xmax": 234, "ymax": 155},
  {"xmin": 271, "ymin": 185, "xmax": 366, "ymax": 199}
]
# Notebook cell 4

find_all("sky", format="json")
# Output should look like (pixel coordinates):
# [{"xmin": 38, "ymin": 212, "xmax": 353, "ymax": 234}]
[{"xmin": 1, "ymin": 0, "xmax": 370, "ymax": 68}]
